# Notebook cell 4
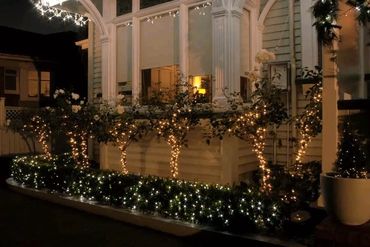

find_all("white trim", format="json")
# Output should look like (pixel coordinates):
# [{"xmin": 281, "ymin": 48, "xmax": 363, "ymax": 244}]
[
  {"xmin": 3, "ymin": 68, "xmax": 20, "ymax": 95},
  {"xmin": 244, "ymin": 0, "xmax": 260, "ymax": 70},
  {"xmin": 79, "ymin": 0, "xmax": 108, "ymax": 38},
  {"xmin": 179, "ymin": 3, "xmax": 189, "ymax": 78},
  {"xmin": 300, "ymin": 0, "xmax": 318, "ymax": 69},
  {"xmin": 257, "ymin": 0, "xmax": 276, "ymax": 27}
]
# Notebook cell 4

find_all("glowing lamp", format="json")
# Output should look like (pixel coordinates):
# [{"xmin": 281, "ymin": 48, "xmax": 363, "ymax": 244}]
[{"xmin": 198, "ymin": 88, "xmax": 206, "ymax": 94}]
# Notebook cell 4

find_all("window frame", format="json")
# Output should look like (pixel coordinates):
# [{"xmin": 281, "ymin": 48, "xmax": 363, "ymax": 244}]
[{"xmin": 4, "ymin": 68, "xmax": 19, "ymax": 95}]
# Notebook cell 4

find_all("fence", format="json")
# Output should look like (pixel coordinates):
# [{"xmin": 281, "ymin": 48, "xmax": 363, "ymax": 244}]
[{"xmin": 0, "ymin": 98, "xmax": 40, "ymax": 156}]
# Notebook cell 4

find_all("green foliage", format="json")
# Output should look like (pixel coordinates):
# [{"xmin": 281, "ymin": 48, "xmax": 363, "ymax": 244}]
[
  {"xmin": 254, "ymin": 162, "xmax": 322, "ymax": 209},
  {"xmin": 11, "ymin": 154, "xmax": 285, "ymax": 232},
  {"xmin": 335, "ymin": 121, "xmax": 369, "ymax": 178},
  {"xmin": 313, "ymin": 0, "xmax": 340, "ymax": 46},
  {"xmin": 6, "ymin": 109, "xmax": 39, "ymax": 153},
  {"xmin": 313, "ymin": 0, "xmax": 370, "ymax": 46}
]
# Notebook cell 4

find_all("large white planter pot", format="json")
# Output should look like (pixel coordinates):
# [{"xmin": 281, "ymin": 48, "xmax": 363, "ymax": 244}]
[{"xmin": 321, "ymin": 174, "xmax": 370, "ymax": 225}]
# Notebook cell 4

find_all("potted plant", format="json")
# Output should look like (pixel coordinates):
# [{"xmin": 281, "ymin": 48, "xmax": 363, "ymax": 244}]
[{"xmin": 321, "ymin": 121, "xmax": 370, "ymax": 225}]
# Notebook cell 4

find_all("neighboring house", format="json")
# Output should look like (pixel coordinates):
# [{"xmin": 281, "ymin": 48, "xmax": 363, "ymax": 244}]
[
  {"xmin": 42, "ymin": 0, "xmax": 368, "ymax": 184},
  {"xmin": 0, "ymin": 26, "xmax": 87, "ymax": 155}
]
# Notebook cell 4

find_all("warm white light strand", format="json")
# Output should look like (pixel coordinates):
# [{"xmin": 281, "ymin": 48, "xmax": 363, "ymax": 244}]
[{"xmin": 32, "ymin": 0, "xmax": 89, "ymax": 26}]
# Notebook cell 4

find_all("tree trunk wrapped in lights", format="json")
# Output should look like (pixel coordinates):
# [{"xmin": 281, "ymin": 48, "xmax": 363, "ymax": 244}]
[
  {"xmin": 150, "ymin": 80, "xmax": 201, "ymax": 179},
  {"xmin": 67, "ymin": 130, "xmax": 89, "ymax": 168},
  {"xmin": 109, "ymin": 120, "xmax": 143, "ymax": 175},
  {"xmin": 31, "ymin": 115, "xmax": 52, "ymax": 160},
  {"xmin": 294, "ymin": 68, "xmax": 322, "ymax": 170},
  {"xmin": 219, "ymin": 82, "xmax": 288, "ymax": 193}
]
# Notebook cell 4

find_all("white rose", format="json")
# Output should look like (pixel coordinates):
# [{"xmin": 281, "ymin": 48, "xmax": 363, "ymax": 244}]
[
  {"xmin": 116, "ymin": 105, "xmax": 125, "ymax": 114},
  {"xmin": 94, "ymin": 115, "xmax": 100, "ymax": 121},
  {"xmin": 255, "ymin": 49, "xmax": 276, "ymax": 64},
  {"xmin": 72, "ymin": 105, "xmax": 81, "ymax": 113},
  {"xmin": 71, "ymin": 93, "xmax": 80, "ymax": 100},
  {"xmin": 80, "ymin": 100, "xmax": 84, "ymax": 105},
  {"xmin": 6, "ymin": 119, "xmax": 11, "ymax": 126}
]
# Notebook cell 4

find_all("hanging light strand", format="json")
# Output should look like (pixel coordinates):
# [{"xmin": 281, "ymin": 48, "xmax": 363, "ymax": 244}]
[{"xmin": 31, "ymin": 0, "xmax": 89, "ymax": 26}]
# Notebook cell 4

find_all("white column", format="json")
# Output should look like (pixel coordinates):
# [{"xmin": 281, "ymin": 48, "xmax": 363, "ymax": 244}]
[
  {"xmin": 101, "ymin": 0, "xmax": 117, "ymax": 101},
  {"xmin": 100, "ymin": 0, "xmax": 117, "ymax": 169},
  {"xmin": 300, "ymin": 0, "xmax": 318, "ymax": 69},
  {"xmin": 322, "ymin": 46, "xmax": 339, "ymax": 173},
  {"xmin": 212, "ymin": 0, "xmax": 245, "ymax": 104},
  {"xmin": 179, "ymin": 3, "xmax": 189, "ymax": 80},
  {"xmin": 132, "ymin": 0, "xmax": 141, "ymax": 101}
]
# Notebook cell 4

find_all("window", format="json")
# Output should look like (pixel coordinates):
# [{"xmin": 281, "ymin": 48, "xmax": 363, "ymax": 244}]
[
  {"xmin": 27, "ymin": 71, "xmax": 51, "ymax": 98},
  {"xmin": 40, "ymin": 72, "xmax": 50, "ymax": 97},
  {"xmin": 190, "ymin": 75, "xmax": 212, "ymax": 103},
  {"xmin": 117, "ymin": 0, "xmax": 132, "ymax": 16},
  {"xmin": 28, "ymin": 71, "xmax": 38, "ymax": 97},
  {"xmin": 140, "ymin": 0, "xmax": 173, "ymax": 9},
  {"xmin": 4, "ymin": 69, "xmax": 19, "ymax": 94},
  {"xmin": 142, "ymin": 65, "xmax": 178, "ymax": 103}
]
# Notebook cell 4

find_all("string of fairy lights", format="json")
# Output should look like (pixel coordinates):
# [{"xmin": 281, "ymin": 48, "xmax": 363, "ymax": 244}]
[
  {"xmin": 31, "ymin": 0, "xmax": 212, "ymax": 27},
  {"xmin": 313, "ymin": 0, "xmax": 370, "ymax": 45},
  {"xmin": 294, "ymin": 77, "xmax": 323, "ymax": 169},
  {"xmin": 234, "ymin": 109, "xmax": 272, "ymax": 193},
  {"xmin": 110, "ymin": 121, "xmax": 140, "ymax": 175},
  {"xmin": 31, "ymin": 0, "xmax": 89, "ymax": 26},
  {"xmin": 67, "ymin": 129, "xmax": 89, "ymax": 168},
  {"xmin": 30, "ymin": 115, "xmax": 52, "ymax": 160},
  {"xmin": 11, "ymin": 155, "xmax": 284, "ymax": 231}
]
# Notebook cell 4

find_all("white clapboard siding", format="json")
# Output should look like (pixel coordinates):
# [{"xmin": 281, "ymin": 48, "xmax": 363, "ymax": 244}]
[
  {"xmin": 262, "ymin": 0, "xmax": 302, "ymax": 69},
  {"xmin": 92, "ymin": 23, "xmax": 102, "ymax": 100},
  {"xmin": 264, "ymin": 85, "xmax": 322, "ymax": 165},
  {"xmin": 105, "ymin": 129, "xmax": 258, "ymax": 185}
]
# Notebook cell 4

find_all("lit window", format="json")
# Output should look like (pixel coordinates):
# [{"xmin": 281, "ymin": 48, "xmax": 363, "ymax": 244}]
[
  {"xmin": 142, "ymin": 65, "xmax": 178, "ymax": 103},
  {"xmin": 40, "ymin": 72, "xmax": 50, "ymax": 97},
  {"xmin": 27, "ymin": 71, "xmax": 51, "ymax": 97},
  {"xmin": 190, "ymin": 75, "xmax": 212, "ymax": 102},
  {"xmin": 28, "ymin": 71, "xmax": 39, "ymax": 97},
  {"xmin": 4, "ymin": 69, "xmax": 19, "ymax": 94}
]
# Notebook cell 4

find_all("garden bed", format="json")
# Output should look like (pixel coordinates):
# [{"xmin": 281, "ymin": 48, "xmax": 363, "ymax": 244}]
[{"xmin": 7, "ymin": 154, "xmax": 324, "ymax": 246}]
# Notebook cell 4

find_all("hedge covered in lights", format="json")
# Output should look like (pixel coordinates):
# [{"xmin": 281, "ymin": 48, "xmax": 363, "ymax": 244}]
[{"xmin": 11, "ymin": 154, "xmax": 284, "ymax": 232}]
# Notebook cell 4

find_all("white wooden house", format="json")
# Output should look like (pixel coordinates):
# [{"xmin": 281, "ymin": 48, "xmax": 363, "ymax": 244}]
[{"xmin": 40, "ymin": 0, "xmax": 369, "ymax": 184}]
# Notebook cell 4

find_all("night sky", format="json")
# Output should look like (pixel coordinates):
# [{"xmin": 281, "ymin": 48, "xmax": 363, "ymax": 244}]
[{"xmin": 0, "ymin": 0, "xmax": 84, "ymax": 34}]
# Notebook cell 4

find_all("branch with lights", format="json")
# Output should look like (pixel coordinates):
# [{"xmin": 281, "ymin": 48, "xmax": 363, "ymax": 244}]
[
  {"xmin": 149, "ymin": 79, "xmax": 203, "ymax": 179},
  {"xmin": 31, "ymin": 0, "xmax": 89, "ymax": 26},
  {"xmin": 313, "ymin": 0, "xmax": 370, "ymax": 46},
  {"xmin": 53, "ymin": 89, "xmax": 97, "ymax": 168},
  {"xmin": 294, "ymin": 67, "xmax": 323, "ymax": 169}
]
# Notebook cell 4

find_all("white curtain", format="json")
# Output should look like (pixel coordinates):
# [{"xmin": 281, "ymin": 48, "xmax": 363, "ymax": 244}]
[
  {"xmin": 116, "ymin": 25, "xmax": 132, "ymax": 87},
  {"xmin": 188, "ymin": 6, "xmax": 212, "ymax": 76},
  {"xmin": 140, "ymin": 14, "xmax": 179, "ymax": 69}
]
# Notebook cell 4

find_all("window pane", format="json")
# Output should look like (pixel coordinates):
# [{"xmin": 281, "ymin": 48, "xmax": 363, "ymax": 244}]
[
  {"xmin": 117, "ymin": 0, "xmax": 132, "ymax": 15},
  {"xmin": 142, "ymin": 65, "xmax": 178, "ymax": 102},
  {"xmin": 41, "ymin": 71, "xmax": 50, "ymax": 80},
  {"xmin": 5, "ymin": 75, "xmax": 16, "ymax": 90},
  {"xmin": 141, "ymin": 13, "xmax": 179, "ymax": 69},
  {"xmin": 188, "ymin": 5, "xmax": 212, "ymax": 76},
  {"xmin": 140, "ymin": 0, "xmax": 173, "ymax": 9},
  {"xmin": 41, "ymin": 80, "xmax": 50, "ymax": 97},
  {"xmin": 4, "ymin": 70, "xmax": 17, "ymax": 92},
  {"xmin": 28, "ymin": 80, "xmax": 38, "ymax": 97},
  {"xmin": 117, "ymin": 25, "xmax": 132, "ymax": 95}
]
